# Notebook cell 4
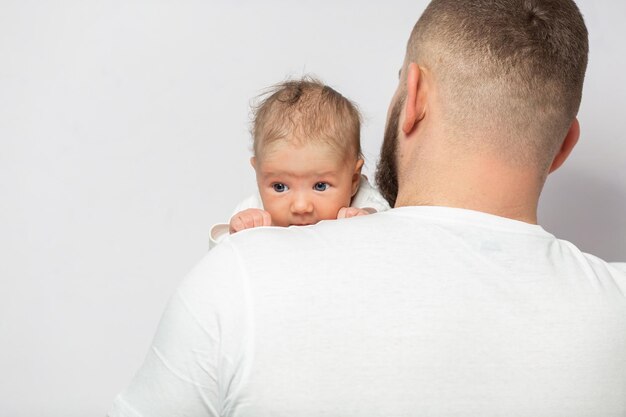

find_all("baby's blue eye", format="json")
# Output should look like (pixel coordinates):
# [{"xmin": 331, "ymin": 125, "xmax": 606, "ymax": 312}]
[
  {"xmin": 314, "ymin": 182, "xmax": 329, "ymax": 191},
  {"xmin": 272, "ymin": 183, "xmax": 288, "ymax": 193}
]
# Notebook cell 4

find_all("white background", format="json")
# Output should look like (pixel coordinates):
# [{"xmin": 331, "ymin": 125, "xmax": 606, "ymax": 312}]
[{"xmin": 0, "ymin": 1, "xmax": 624, "ymax": 415}]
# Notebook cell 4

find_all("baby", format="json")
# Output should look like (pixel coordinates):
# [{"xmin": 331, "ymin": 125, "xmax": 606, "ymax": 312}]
[{"xmin": 209, "ymin": 77, "xmax": 389, "ymax": 248}]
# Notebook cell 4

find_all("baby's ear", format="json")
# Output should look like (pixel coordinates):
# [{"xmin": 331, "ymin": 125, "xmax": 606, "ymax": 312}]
[
  {"xmin": 354, "ymin": 158, "xmax": 364, "ymax": 173},
  {"xmin": 351, "ymin": 159, "xmax": 365, "ymax": 196},
  {"xmin": 250, "ymin": 157, "xmax": 257, "ymax": 169}
]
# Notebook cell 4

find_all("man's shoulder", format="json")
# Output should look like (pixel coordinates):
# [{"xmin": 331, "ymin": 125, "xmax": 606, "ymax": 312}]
[
  {"xmin": 179, "ymin": 241, "xmax": 244, "ymax": 297},
  {"xmin": 608, "ymin": 262, "xmax": 626, "ymax": 291},
  {"xmin": 609, "ymin": 262, "xmax": 626, "ymax": 274},
  {"xmin": 228, "ymin": 210, "xmax": 394, "ymax": 246},
  {"xmin": 552, "ymin": 243, "xmax": 626, "ymax": 295}
]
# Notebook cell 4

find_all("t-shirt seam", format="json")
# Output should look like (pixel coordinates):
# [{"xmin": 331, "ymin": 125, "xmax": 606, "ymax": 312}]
[{"xmin": 387, "ymin": 209, "xmax": 553, "ymax": 238}]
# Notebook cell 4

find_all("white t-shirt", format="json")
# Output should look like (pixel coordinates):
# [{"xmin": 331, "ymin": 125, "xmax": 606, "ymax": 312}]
[
  {"xmin": 110, "ymin": 206, "xmax": 626, "ymax": 417},
  {"xmin": 209, "ymin": 175, "xmax": 390, "ymax": 248}
]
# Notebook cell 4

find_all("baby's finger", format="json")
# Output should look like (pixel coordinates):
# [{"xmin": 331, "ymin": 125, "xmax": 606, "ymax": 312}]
[
  {"xmin": 353, "ymin": 208, "xmax": 369, "ymax": 217},
  {"xmin": 343, "ymin": 207, "xmax": 363, "ymax": 218},
  {"xmin": 252, "ymin": 212, "xmax": 266, "ymax": 228},
  {"xmin": 337, "ymin": 207, "xmax": 349, "ymax": 219},
  {"xmin": 242, "ymin": 214, "xmax": 257, "ymax": 229},
  {"xmin": 261, "ymin": 210, "xmax": 272, "ymax": 226},
  {"xmin": 230, "ymin": 217, "xmax": 245, "ymax": 234}
]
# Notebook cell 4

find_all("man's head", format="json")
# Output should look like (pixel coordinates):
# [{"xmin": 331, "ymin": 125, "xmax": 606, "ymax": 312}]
[
  {"xmin": 376, "ymin": 0, "xmax": 588, "ymax": 209},
  {"xmin": 250, "ymin": 78, "xmax": 364, "ymax": 226}
]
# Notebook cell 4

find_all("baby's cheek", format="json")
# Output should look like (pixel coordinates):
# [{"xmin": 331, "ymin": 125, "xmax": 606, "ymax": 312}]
[
  {"xmin": 267, "ymin": 210, "xmax": 288, "ymax": 227},
  {"xmin": 325, "ymin": 204, "xmax": 346, "ymax": 221}
]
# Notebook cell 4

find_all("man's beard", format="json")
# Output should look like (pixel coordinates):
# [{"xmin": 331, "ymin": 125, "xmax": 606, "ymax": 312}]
[{"xmin": 375, "ymin": 97, "xmax": 403, "ymax": 207}]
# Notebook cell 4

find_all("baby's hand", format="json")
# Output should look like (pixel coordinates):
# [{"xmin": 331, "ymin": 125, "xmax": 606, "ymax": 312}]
[
  {"xmin": 229, "ymin": 208, "xmax": 272, "ymax": 234},
  {"xmin": 337, "ymin": 207, "xmax": 377, "ymax": 219}
]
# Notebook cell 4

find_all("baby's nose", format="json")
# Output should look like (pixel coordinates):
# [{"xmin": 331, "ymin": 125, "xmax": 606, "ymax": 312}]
[{"xmin": 291, "ymin": 194, "xmax": 314, "ymax": 214}]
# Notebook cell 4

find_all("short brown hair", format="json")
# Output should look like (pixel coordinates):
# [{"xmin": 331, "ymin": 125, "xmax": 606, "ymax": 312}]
[
  {"xmin": 251, "ymin": 77, "xmax": 362, "ymax": 161},
  {"xmin": 406, "ymin": 0, "xmax": 588, "ymax": 169}
]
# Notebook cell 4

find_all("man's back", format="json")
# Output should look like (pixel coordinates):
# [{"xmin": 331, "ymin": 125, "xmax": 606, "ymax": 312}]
[{"xmin": 111, "ymin": 207, "xmax": 626, "ymax": 417}]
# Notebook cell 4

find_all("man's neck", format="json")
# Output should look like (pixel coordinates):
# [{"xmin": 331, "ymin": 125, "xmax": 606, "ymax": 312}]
[{"xmin": 394, "ymin": 154, "xmax": 544, "ymax": 224}]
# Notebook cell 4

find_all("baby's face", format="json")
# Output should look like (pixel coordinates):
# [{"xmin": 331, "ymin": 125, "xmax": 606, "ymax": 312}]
[{"xmin": 253, "ymin": 141, "xmax": 362, "ymax": 227}]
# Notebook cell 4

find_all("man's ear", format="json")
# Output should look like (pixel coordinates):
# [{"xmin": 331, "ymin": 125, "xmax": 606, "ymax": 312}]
[
  {"xmin": 402, "ymin": 63, "xmax": 427, "ymax": 135},
  {"xmin": 549, "ymin": 118, "xmax": 580, "ymax": 174},
  {"xmin": 351, "ymin": 158, "xmax": 365, "ymax": 196}
]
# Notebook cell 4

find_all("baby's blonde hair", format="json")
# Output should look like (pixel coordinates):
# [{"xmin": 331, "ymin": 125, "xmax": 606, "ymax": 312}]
[{"xmin": 251, "ymin": 77, "xmax": 362, "ymax": 161}]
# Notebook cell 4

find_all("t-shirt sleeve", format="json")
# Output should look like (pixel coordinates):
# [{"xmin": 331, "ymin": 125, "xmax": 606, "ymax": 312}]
[
  {"xmin": 109, "ymin": 243, "xmax": 251, "ymax": 416},
  {"xmin": 209, "ymin": 223, "xmax": 230, "ymax": 250},
  {"xmin": 350, "ymin": 175, "xmax": 391, "ymax": 212}
]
